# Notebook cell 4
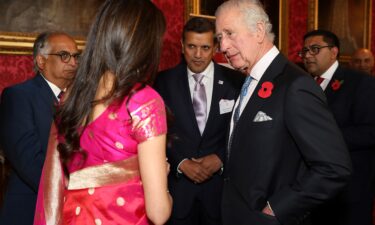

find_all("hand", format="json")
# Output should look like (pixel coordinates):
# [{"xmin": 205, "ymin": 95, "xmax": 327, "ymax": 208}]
[
  {"xmin": 192, "ymin": 154, "xmax": 222, "ymax": 175},
  {"xmin": 179, "ymin": 159, "xmax": 211, "ymax": 183}
]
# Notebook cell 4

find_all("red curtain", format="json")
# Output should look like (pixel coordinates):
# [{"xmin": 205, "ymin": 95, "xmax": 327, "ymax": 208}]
[
  {"xmin": 0, "ymin": 55, "xmax": 34, "ymax": 93},
  {"xmin": 288, "ymin": 0, "xmax": 308, "ymax": 63},
  {"xmin": 152, "ymin": 0, "xmax": 184, "ymax": 71}
]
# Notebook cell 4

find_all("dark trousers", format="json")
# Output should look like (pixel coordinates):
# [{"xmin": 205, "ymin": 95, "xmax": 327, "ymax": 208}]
[
  {"xmin": 167, "ymin": 199, "xmax": 221, "ymax": 225},
  {"xmin": 312, "ymin": 199, "xmax": 374, "ymax": 225}
]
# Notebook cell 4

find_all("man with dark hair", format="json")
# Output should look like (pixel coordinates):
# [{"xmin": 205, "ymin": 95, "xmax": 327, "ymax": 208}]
[
  {"xmin": 301, "ymin": 29, "xmax": 375, "ymax": 225},
  {"xmin": 0, "ymin": 31, "xmax": 79, "ymax": 225},
  {"xmin": 154, "ymin": 17, "xmax": 243, "ymax": 225}
]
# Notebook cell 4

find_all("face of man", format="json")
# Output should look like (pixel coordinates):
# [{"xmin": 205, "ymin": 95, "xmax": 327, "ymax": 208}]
[
  {"xmin": 37, "ymin": 35, "xmax": 79, "ymax": 89},
  {"xmin": 216, "ymin": 7, "xmax": 261, "ymax": 74},
  {"xmin": 350, "ymin": 49, "xmax": 374, "ymax": 75},
  {"xmin": 182, "ymin": 31, "xmax": 216, "ymax": 74},
  {"xmin": 302, "ymin": 35, "xmax": 338, "ymax": 77}
]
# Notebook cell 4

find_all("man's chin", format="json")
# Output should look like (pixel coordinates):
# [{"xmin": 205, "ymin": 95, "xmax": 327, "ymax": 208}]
[
  {"xmin": 64, "ymin": 72, "xmax": 76, "ymax": 79},
  {"xmin": 231, "ymin": 63, "xmax": 248, "ymax": 73}
]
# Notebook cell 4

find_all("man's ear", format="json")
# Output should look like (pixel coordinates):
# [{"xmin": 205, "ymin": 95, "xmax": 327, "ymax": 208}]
[
  {"xmin": 36, "ymin": 55, "xmax": 46, "ymax": 70},
  {"xmin": 331, "ymin": 47, "xmax": 339, "ymax": 60},
  {"xmin": 255, "ymin": 22, "xmax": 266, "ymax": 43}
]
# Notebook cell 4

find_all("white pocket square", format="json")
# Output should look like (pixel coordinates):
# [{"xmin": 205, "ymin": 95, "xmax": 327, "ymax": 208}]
[{"xmin": 253, "ymin": 111, "xmax": 273, "ymax": 122}]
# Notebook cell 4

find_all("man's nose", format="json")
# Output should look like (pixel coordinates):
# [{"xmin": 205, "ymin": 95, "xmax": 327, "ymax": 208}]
[
  {"xmin": 219, "ymin": 38, "xmax": 228, "ymax": 53},
  {"xmin": 194, "ymin": 48, "xmax": 202, "ymax": 58}
]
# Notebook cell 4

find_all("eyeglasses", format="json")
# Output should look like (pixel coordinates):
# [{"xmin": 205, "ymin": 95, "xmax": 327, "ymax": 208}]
[
  {"xmin": 46, "ymin": 51, "xmax": 80, "ymax": 63},
  {"xmin": 298, "ymin": 45, "xmax": 333, "ymax": 58}
]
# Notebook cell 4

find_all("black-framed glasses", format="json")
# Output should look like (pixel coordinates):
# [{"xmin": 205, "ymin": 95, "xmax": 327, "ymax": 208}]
[
  {"xmin": 46, "ymin": 51, "xmax": 80, "ymax": 63},
  {"xmin": 298, "ymin": 45, "xmax": 333, "ymax": 58}
]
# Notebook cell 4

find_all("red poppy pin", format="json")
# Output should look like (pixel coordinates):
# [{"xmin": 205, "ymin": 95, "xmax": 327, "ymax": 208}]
[
  {"xmin": 258, "ymin": 81, "xmax": 274, "ymax": 98},
  {"xmin": 331, "ymin": 79, "xmax": 344, "ymax": 91}
]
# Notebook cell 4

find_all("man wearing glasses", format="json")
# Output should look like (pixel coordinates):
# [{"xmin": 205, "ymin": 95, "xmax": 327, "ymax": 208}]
[
  {"xmin": 0, "ymin": 31, "xmax": 79, "ymax": 225},
  {"xmin": 300, "ymin": 29, "xmax": 375, "ymax": 225}
]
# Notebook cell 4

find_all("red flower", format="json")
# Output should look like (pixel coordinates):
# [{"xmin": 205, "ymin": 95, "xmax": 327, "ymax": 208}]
[
  {"xmin": 258, "ymin": 81, "xmax": 274, "ymax": 98},
  {"xmin": 331, "ymin": 79, "xmax": 344, "ymax": 91}
]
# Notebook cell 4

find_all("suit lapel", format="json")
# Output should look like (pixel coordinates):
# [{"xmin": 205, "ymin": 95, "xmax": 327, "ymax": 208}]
[
  {"xmin": 324, "ymin": 66, "xmax": 344, "ymax": 105},
  {"xmin": 238, "ymin": 53, "xmax": 287, "ymax": 125},
  {"xmin": 203, "ymin": 63, "xmax": 225, "ymax": 137},
  {"xmin": 177, "ymin": 65, "xmax": 202, "ymax": 135},
  {"xmin": 33, "ymin": 74, "xmax": 58, "ymax": 113}
]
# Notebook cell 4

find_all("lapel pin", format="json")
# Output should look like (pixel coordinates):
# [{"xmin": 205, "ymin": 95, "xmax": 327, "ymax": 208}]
[{"xmin": 218, "ymin": 80, "xmax": 224, "ymax": 85}]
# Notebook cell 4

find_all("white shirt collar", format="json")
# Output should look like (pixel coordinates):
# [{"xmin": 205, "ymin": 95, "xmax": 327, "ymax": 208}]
[
  {"xmin": 320, "ymin": 60, "xmax": 338, "ymax": 80},
  {"xmin": 40, "ymin": 73, "xmax": 62, "ymax": 98},
  {"xmin": 250, "ymin": 46, "xmax": 279, "ymax": 80}
]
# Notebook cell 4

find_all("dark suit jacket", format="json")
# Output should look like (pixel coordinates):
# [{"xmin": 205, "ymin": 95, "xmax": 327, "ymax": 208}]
[
  {"xmin": 0, "ymin": 74, "xmax": 57, "ymax": 225},
  {"xmin": 222, "ymin": 54, "xmax": 352, "ymax": 225},
  {"xmin": 154, "ymin": 62, "xmax": 243, "ymax": 219},
  {"xmin": 325, "ymin": 66, "xmax": 375, "ymax": 200},
  {"xmin": 311, "ymin": 66, "xmax": 375, "ymax": 225}
]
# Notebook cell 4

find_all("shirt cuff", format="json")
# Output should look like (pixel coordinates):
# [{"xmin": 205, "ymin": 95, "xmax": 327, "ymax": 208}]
[{"xmin": 176, "ymin": 158, "xmax": 188, "ymax": 175}]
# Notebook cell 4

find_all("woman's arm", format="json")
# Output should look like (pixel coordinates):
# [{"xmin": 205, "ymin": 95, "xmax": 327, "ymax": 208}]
[{"xmin": 138, "ymin": 134, "xmax": 172, "ymax": 225}]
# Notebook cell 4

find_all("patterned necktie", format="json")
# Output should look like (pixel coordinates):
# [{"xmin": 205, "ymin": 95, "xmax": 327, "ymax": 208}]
[
  {"xmin": 233, "ymin": 76, "xmax": 253, "ymax": 125},
  {"xmin": 228, "ymin": 75, "xmax": 253, "ymax": 158},
  {"xmin": 57, "ymin": 90, "xmax": 65, "ymax": 101},
  {"xmin": 315, "ymin": 76, "xmax": 324, "ymax": 85},
  {"xmin": 192, "ymin": 73, "xmax": 207, "ymax": 135}
]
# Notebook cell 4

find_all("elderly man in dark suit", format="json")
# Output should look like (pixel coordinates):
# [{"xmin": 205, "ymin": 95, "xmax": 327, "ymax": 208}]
[
  {"xmin": 301, "ymin": 29, "xmax": 375, "ymax": 225},
  {"xmin": 154, "ymin": 17, "xmax": 243, "ymax": 225},
  {"xmin": 215, "ymin": 1, "xmax": 352, "ymax": 225},
  {"xmin": 0, "ymin": 31, "xmax": 79, "ymax": 225}
]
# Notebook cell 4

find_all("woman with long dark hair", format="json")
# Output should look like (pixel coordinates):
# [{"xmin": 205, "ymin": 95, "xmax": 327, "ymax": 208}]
[{"xmin": 34, "ymin": 0, "xmax": 172, "ymax": 224}]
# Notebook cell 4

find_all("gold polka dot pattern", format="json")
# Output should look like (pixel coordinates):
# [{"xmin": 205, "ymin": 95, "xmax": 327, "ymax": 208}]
[{"xmin": 116, "ymin": 197, "xmax": 126, "ymax": 206}]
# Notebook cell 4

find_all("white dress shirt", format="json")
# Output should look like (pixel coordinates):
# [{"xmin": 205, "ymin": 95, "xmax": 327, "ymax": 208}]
[
  {"xmin": 229, "ymin": 46, "xmax": 279, "ymax": 136},
  {"xmin": 176, "ymin": 61, "xmax": 215, "ymax": 174},
  {"xmin": 187, "ymin": 61, "xmax": 214, "ymax": 117},
  {"xmin": 316, "ymin": 60, "xmax": 338, "ymax": 91},
  {"xmin": 40, "ymin": 73, "xmax": 63, "ymax": 100}
]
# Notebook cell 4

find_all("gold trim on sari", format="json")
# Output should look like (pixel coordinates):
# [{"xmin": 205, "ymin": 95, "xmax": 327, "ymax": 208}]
[
  {"xmin": 38, "ymin": 123, "xmax": 65, "ymax": 225},
  {"xmin": 68, "ymin": 155, "xmax": 140, "ymax": 190}
]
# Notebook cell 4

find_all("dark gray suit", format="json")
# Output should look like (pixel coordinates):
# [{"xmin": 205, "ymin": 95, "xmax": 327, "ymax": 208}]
[
  {"xmin": 154, "ymin": 61, "xmax": 243, "ymax": 224},
  {"xmin": 222, "ymin": 54, "xmax": 352, "ymax": 225},
  {"xmin": 0, "ymin": 74, "xmax": 57, "ymax": 225},
  {"xmin": 312, "ymin": 66, "xmax": 375, "ymax": 225}
]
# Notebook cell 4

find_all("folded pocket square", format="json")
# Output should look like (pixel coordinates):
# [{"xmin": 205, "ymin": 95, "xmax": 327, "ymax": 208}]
[{"xmin": 253, "ymin": 111, "xmax": 273, "ymax": 122}]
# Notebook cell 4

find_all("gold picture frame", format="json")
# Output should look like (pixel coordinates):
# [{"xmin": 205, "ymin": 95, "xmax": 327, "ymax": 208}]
[
  {"xmin": 0, "ymin": 32, "xmax": 85, "ymax": 55},
  {"xmin": 185, "ymin": 0, "xmax": 290, "ymax": 56},
  {"xmin": 307, "ymin": 0, "xmax": 372, "ymax": 61},
  {"xmin": 0, "ymin": 0, "xmax": 103, "ymax": 55}
]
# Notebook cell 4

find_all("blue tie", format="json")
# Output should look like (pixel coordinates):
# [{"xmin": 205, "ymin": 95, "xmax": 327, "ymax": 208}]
[
  {"xmin": 233, "ymin": 76, "xmax": 253, "ymax": 125},
  {"xmin": 227, "ymin": 75, "xmax": 253, "ymax": 158}
]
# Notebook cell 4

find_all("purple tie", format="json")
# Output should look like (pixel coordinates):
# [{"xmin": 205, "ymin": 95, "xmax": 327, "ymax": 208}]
[{"xmin": 192, "ymin": 73, "xmax": 207, "ymax": 134}]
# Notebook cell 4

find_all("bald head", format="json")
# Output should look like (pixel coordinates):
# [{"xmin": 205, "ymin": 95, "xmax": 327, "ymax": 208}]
[
  {"xmin": 33, "ymin": 31, "xmax": 79, "ymax": 89},
  {"xmin": 350, "ymin": 48, "xmax": 374, "ymax": 75}
]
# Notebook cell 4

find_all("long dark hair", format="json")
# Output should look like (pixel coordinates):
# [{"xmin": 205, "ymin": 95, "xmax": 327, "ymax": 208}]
[{"xmin": 57, "ymin": 0, "xmax": 166, "ymax": 171}]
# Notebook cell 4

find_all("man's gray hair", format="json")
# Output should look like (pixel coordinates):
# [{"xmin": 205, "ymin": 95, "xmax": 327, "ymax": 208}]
[
  {"xmin": 216, "ymin": 0, "xmax": 275, "ymax": 43},
  {"xmin": 32, "ymin": 31, "xmax": 68, "ymax": 73}
]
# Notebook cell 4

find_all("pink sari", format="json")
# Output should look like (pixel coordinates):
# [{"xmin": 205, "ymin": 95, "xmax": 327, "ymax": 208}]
[{"xmin": 34, "ymin": 86, "xmax": 167, "ymax": 225}]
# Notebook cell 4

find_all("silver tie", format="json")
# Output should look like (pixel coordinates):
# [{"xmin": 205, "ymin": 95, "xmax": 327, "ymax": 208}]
[{"xmin": 192, "ymin": 73, "xmax": 207, "ymax": 135}]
